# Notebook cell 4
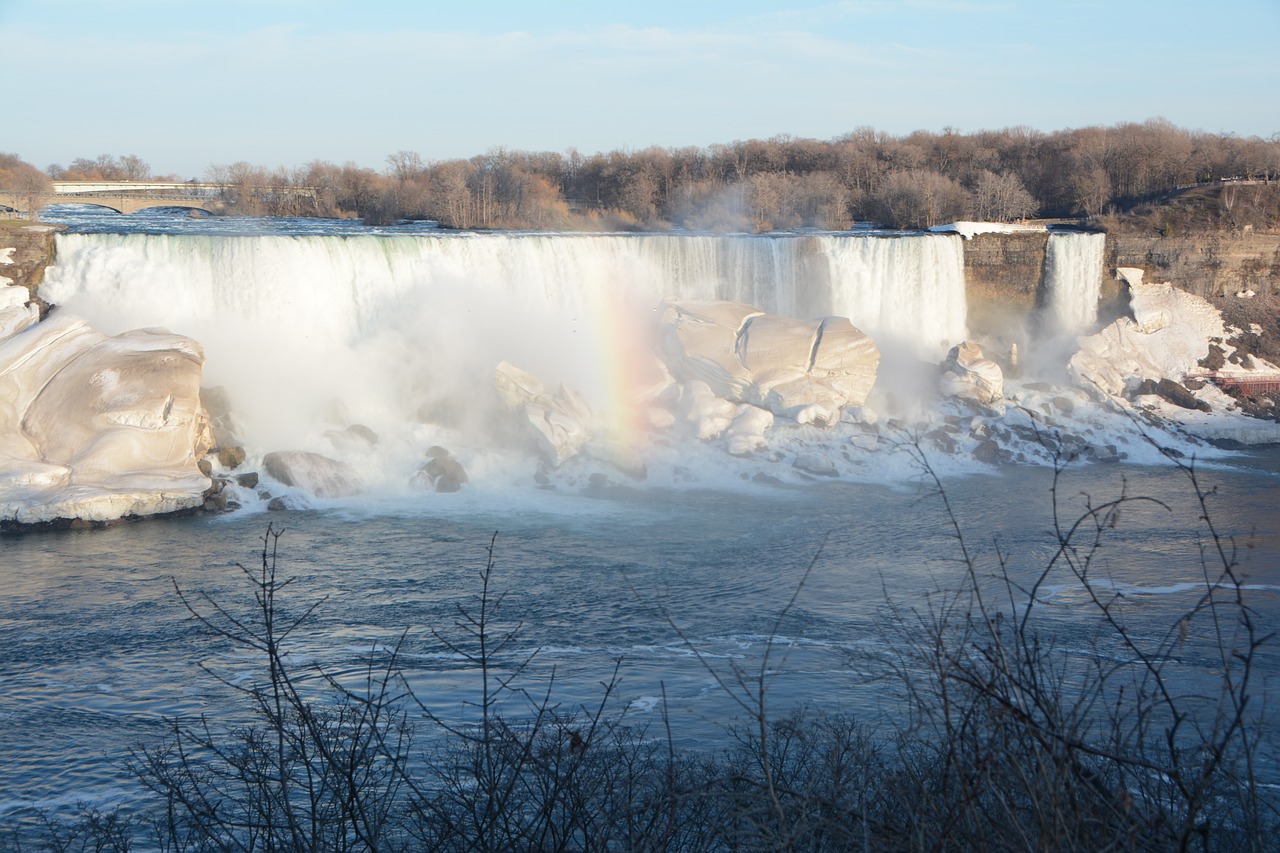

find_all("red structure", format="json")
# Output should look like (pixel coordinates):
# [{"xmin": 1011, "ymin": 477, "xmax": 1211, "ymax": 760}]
[{"xmin": 1192, "ymin": 374, "xmax": 1280, "ymax": 395}]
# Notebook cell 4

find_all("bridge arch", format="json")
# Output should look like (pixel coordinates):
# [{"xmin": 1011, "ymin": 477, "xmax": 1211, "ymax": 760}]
[
  {"xmin": 36, "ymin": 199, "xmax": 216, "ymax": 216},
  {"xmin": 40, "ymin": 200, "xmax": 125, "ymax": 215}
]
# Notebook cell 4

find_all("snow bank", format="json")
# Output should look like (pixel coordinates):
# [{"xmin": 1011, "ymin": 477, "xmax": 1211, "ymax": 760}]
[
  {"xmin": 929, "ymin": 221, "xmax": 1046, "ymax": 239},
  {"xmin": 1070, "ymin": 267, "xmax": 1228, "ymax": 396}
]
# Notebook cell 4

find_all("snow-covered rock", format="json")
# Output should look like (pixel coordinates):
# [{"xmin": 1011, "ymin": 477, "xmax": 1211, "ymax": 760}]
[
  {"xmin": 725, "ymin": 405, "xmax": 774, "ymax": 456},
  {"xmin": 659, "ymin": 301, "xmax": 880, "ymax": 421},
  {"xmin": 938, "ymin": 341, "xmax": 1004, "ymax": 404},
  {"xmin": 1070, "ymin": 268, "xmax": 1228, "ymax": 397},
  {"xmin": 0, "ymin": 307, "xmax": 212, "ymax": 525},
  {"xmin": 0, "ymin": 284, "xmax": 40, "ymax": 340},
  {"xmin": 677, "ymin": 379, "xmax": 740, "ymax": 440},
  {"xmin": 495, "ymin": 361, "xmax": 593, "ymax": 466}
]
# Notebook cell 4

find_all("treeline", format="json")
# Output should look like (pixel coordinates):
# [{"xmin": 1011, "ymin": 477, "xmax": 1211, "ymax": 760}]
[
  {"xmin": 321, "ymin": 120, "xmax": 1280, "ymax": 230},
  {"xmin": 13, "ymin": 119, "xmax": 1280, "ymax": 230}
]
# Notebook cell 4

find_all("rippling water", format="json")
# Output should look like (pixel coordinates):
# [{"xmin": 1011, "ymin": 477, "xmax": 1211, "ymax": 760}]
[{"xmin": 3, "ymin": 460, "xmax": 1278, "ymax": 829}]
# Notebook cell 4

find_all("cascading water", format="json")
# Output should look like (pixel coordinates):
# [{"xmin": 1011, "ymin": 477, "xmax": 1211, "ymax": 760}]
[
  {"xmin": 1043, "ymin": 231, "xmax": 1106, "ymax": 333},
  {"xmin": 821, "ymin": 233, "xmax": 968, "ymax": 354},
  {"xmin": 41, "ymin": 232, "xmax": 971, "ymax": 489}
]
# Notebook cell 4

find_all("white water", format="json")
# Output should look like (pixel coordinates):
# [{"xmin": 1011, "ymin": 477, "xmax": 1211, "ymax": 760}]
[
  {"xmin": 821, "ymin": 234, "xmax": 968, "ymax": 353},
  {"xmin": 1044, "ymin": 231, "xmax": 1106, "ymax": 333},
  {"xmin": 42, "ymin": 232, "xmax": 969, "ymax": 483}
]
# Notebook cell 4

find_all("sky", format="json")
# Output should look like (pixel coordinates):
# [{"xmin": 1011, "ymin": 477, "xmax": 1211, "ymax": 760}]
[{"xmin": 3, "ymin": 0, "xmax": 1278, "ymax": 180}]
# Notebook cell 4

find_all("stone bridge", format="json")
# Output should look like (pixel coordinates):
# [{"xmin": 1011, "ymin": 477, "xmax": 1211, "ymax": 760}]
[{"xmin": 0, "ymin": 181, "xmax": 319, "ymax": 216}]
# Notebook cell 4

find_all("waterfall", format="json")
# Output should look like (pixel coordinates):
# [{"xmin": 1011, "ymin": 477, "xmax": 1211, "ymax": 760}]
[
  {"xmin": 821, "ymin": 233, "xmax": 968, "ymax": 354},
  {"xmin": 41, "ymin": 232, "xmax": 969, "ymax": 475},
  {"xmin": 1044, "ymin": 232, "xmax": 1106, "ymax": 333}
]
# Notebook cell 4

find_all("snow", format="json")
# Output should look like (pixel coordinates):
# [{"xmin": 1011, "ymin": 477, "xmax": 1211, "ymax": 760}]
[
  {"xmin": 1070, "ymin": 267, "xmax": 1280, "ymax": 446},
  {"xmin": 0, "ymin": 310, "xmax": 211, "ymax": 525},
  {"xmin": 1070, "ymin": 268, "xmax": 1229, "ymax": 396},
  {"xmin": 929, "ymin": 221, "xmax": 1046, "ymax": 239}
]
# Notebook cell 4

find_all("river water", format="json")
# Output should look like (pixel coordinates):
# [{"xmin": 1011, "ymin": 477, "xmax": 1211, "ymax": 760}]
[{"xmin": 2, "ymin": 208, "xmax": 1278, "ymax": 833}]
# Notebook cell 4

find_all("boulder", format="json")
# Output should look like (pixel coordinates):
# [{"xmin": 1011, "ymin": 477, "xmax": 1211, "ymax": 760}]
[
  {"xmin": 793, "ymin": 453, "xmax": 839, "ymax": 477},
  {"xmin": 347, "ymin": 423, "xmax": 379, "ymax": 446},
  {"xmin": 411, "ymin": 446, "xmax": 469, "ymax": 493},
  {"xmin": 938, "ymin": 341, "xmax": 1003, "ymax": 404},
  {"xmin": 217, "ymin": 445, "xmax": 247, "ymax": 469},
  {"xmin": 973, "ymin": 439, "xmax": 1005, "ymax": 465},
  {"xmin": 0, "ymin": 312, "xmax": 212, "ymax": 524},
  {"xmin": 1144, "ymin": 378, "xmax": 1212, "ymax": 412},
  {"xmin": 726, "ymin": 406, "xmax": 774, "ymax": 456},
  {"xmin": 325, "ymin": 423, "xmax": 379, "ymax": 454},
  {"xmin": 660, "ymin": 301, "xmax": 880, "ymax": 421},
  {"xmin": 495, "ymin": 361, "xmax": 593, "ymax": 466},
  {"xmin": 262, "ymin": 450, "xmax": 364, "ymax": 498},
  {"xmin": 267, "ymin": 493, "xmax": 311, "ymax": 512}
]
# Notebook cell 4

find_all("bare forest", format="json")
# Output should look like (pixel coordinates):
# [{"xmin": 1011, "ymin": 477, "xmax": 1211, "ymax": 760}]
[{"xmin": 21, "ymin": 119, "xmax": 1280, "ymax": 232}]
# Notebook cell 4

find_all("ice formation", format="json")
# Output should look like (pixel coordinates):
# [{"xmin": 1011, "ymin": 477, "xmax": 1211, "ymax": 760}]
[{"xmin": 0, "ymin": 285, "xmax": 211, "ymax": 524}]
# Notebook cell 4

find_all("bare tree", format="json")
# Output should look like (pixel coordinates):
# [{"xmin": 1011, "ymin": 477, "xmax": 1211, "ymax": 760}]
[
  {"xmin": 973, "ymin": 170, "xmax": 1039, "ymax": 221},
  {"xmin": 0, "ymin": 153, "xmax": 52, "ymax": 218}
]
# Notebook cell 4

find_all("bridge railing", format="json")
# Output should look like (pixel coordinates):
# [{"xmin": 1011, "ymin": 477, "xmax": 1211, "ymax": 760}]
[{"xmin": 51, "ymin": 182, "xmax": 319, "ymax": 198}]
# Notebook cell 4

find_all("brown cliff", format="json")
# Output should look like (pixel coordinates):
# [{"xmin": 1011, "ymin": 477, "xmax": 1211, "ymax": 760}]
[
  {"xmin": 0, "ymin": 221, "xmax": 60, "ymax": 314},
  {"xmin": 961, "ymin": 228, "xmax": 1280, "ymax": 350}
]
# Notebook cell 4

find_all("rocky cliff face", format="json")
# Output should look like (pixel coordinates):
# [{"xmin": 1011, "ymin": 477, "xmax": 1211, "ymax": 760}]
[
  {"xmin": 961, "ymin": 228, "xmax": 1280, "ymax": 335},
  {"xmin": 1107, "ymin": 233, "xmax": 1280, "ymax": 299},
  {"xmin": 961, "ymin": 232, "xmax": 1051, "ymax": 339},
  {"xmin": 0, "ymin": 223, "xmax": 59, "ymax": 311}
]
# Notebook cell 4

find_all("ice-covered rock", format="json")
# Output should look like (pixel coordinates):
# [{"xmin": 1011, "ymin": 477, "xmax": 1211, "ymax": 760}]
[
  {"xmin": 725, "ymin": 405, "xmax": 774, "ymax": 456},
  {"xmin": 1070, "ymin": 268, "xmax": 1228, "ymax": 397},
  {"xmin": 262, "ymin": 450, "xmax": 364, "ymax": 498},
  {"xmin": 659, "ymin": 301, "xmax": 880, "ymax": 421},
  {"xmin": 938, "ymin": 341, "xmax": 1004, "ymax": 404},
  {"xmin": 677, "ymin": 379, "xmax": 739, "ymax": 440},
  {"xmin": 659, "ymin": 301, "xmax": 761, "ymax": 400},
  {"xmin": 0, "ymin": 285, "xmax": 40, "ymax": 341},
  {"xmin": 0, "ymin": 310, "xmax": 212, "ymax": 524},
  {"xmin": 494, "ymin": 361, "xmax": 593, "ymax": 466}
]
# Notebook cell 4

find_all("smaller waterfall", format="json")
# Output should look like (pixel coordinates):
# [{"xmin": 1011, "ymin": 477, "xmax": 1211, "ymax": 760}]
[{"xmin": 1044, "ymin": 232, "xmax": 1106, "ymax": 333}]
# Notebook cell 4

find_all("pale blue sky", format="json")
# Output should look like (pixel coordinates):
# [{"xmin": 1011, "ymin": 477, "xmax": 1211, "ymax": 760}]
[{"xmin": 4, "ymin": 0, "xmax": 1277, "ymax": 179}]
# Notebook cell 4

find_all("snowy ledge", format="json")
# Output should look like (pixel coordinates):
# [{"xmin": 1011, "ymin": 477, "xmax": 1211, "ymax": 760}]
[{"xmin": 929, "ymin": 221, "xmax": 1048, "ymax": 239}]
